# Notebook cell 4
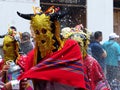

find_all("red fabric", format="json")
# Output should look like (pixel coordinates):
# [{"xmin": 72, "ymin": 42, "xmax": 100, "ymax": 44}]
[
  {"xmin": 0, "ymin": 59, "xmax": 4, "ymax": 70},
  {"xmin": 17, "ymin": 54, "xmax": 28, "ymax": 71},
  {"xmin": 18, "ymin": 39, "xmax": 86, "ymax": 89},
  {"xmin": 24, "ymin": 50, "xmax": 35, "ymax": 71},
  {"xmin": 0, "ymin": 59, "xmax": 5, "ymax": 83},
  {"xmin": 84, "ymin": 55, "xmax": 110, "ymax": 90}
]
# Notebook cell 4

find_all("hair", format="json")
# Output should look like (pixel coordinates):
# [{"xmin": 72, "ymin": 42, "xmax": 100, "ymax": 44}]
[
  {"xmin": 90, "ymin": 33, "xmax": 95, "ymax": 43},
  {"xmin": 94, "ymin": 31, "xmax": 102, "ymax": 39},
  {"xmin": 10, "ymin": 26, "xmax": 17, "ymax": 31}
]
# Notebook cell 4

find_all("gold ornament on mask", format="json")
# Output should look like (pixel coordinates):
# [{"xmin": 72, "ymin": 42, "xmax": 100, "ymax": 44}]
[
  {"xmin": 8, "ymin": 28, "xmax": 17, "ymax": 36},
  {"xmin": 70, "ymin": 32, "xmax": 88, "ymax": 58},
  {"xmin": 74, "ymin": 32, "xmax": 89, "ymax": 59},
  {"xmin": 32, "ymin": 6, "xmax": 43, "ymax": 14},
  {"xmin": 62, "ymin": 28, "xmax": 90, "ymax": 59}
]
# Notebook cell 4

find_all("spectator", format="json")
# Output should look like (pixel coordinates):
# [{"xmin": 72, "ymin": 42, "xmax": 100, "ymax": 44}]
[
  {"xmin": 0, "ymin": 26, "xmax": 17, "ymax": 38},
  {"xmin": 20, "ymin": 32, "xmax": 34, "ymax": 54},
  {"xmin": 103, "ymin": 33, "xmax": 120, "ymax": 84},
  {"xmin": 9, "ymin": 26, "xmax": 17, "ymax": 31},
  {"xmin": 89, "ymin": 31, "xmax": 107, "ymax": 71}
]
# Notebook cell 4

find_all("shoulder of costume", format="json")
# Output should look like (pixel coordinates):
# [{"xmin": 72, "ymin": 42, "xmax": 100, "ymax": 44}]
[
  {"xmin": 65, "ymin": 39, "xmax": 78, "ymax": 44},
  {"xmin": 85, "ymin": 55, "xmax": 96, "ymax": 62},
  {"xmin": 27, "ymin": 49, "xmax": 35, "ymax": 56}
]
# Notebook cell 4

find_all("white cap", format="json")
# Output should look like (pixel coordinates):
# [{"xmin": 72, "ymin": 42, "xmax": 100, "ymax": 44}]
[{"xmin": 109, "ymin": 33, "xmax": 119, "ymax": 39}]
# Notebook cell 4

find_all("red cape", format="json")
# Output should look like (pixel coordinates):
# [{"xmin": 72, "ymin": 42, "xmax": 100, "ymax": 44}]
[{"xmin": 18, "ymin": 39, "xmax": 87, "ymax": 89}]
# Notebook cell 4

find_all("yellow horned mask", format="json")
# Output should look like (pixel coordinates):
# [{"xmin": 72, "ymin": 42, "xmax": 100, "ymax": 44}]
[
  {"xmin": 17, "ymin": 6, "xmax": 66, "ymax": 62},
  {"xmin": 3, "ymin": 35, "xmax": 19, "ymax": 62}
]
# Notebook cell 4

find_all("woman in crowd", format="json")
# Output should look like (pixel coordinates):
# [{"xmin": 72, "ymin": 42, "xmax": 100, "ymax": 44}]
[{"xmin": 20, "ymin": 32, "xmax": 34, "ymax": 54}]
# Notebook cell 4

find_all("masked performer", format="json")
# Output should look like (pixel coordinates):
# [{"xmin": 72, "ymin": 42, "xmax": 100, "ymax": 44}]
[
  {"xmin": 0, "ymin": 29, "xmax": 33, "ymax": 90},
  {"xmin": 17, "ymin": 6, "xmax": 88, "ymax": 90},
  {"xmin": 61, "ymin": 27, "xmax": 111, "ymax": 90}
]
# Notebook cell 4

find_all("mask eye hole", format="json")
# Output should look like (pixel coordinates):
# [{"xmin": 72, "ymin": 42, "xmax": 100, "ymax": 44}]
[
  {"xmin": 41, "ymin": 28, "xmax": 47, "ymax": 34},
  {"xmin": 41, "ymin": 40, "xmax": 46, "ymax": 44},
  {"xmin": 35, "ymin": 30, "xmax": 40, "ymax": 35},
  {"xmin": 6, "ymin": 44, "xmax": 10, "ymax": 47}
]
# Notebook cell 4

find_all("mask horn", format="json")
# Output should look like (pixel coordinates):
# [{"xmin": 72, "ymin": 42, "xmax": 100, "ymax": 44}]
[{"xmin": 17, "ymin": 11, "xmax": 34, "ymax": 20}]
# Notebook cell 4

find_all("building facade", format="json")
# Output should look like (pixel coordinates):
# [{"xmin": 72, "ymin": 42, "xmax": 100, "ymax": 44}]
[{"xmin": 40, "ymin": 0, "xmax": 114, "ymax": 43}]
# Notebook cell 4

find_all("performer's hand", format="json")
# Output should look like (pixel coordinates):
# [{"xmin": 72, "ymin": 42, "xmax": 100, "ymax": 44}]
[
  {"xmin": 2, "ymin": 64, "xmax": 10, "ymax": 72},
  {"xmin": 4, "ymin": 81, "xmax": 12, "ymax": 90},
  {"xmin": 20, "ymin": 78, "xmax": 28, "ymax": 90},
  {"xmin": 0, "ymin": 64, "xmax": 10, "ymax": 77}
]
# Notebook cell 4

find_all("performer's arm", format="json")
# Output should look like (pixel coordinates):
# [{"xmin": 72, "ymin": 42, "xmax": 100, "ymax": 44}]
[{"xmin": 0, "ymin": 64, "xmax": 10, "ymax": 77}]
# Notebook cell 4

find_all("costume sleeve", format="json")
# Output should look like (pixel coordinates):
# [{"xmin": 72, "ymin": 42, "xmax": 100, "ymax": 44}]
[
  {"xmin": 16, "ymin": 49, "xmax": 35, "ymax": 71},
  {"xmin": 0, "ymin": 60, "xmax": 4, "ymax": 70},
  {"xmin": 10, "ymin": 80, "xmax": 20, "ymax": 90},
  {"xmin": 16, "ymin": 55, "xmax": 27, "ymax": 71},
  {"xmin": 92, "ymin": 60, "xmax": 104, "ymax": 84},
  {"xmin": 0, "ymin": 81, "xmax": 5, "ymax": 90},
  {"xmin": 92, "ymin": 60, "xmax": 111, "ymax": 89},
  {"xmin": 24, "ymin": 49, "xmax": 35, "ymax": 71},
  {"xmin": 0, "ymin": 60, "xmax": 5, "ymax": 90}
]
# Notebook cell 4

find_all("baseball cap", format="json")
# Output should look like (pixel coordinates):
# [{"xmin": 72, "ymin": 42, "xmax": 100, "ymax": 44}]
[{"xmin": 109, "ymin": 33, "xmax": 119, "ymax": 39}]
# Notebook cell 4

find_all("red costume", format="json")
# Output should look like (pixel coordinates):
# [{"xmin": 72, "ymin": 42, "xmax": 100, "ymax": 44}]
[
  {"xmin": 84, "ymin": 55, "xmax": 110, "ymax": 90},
  {"xmin": 19, "ymin": 39, "xmax": 88, "ymax": 90}
]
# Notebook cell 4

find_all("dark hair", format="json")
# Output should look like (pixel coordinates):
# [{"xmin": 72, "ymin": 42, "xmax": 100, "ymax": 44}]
[
  {"xmin": 90, "ymin": 33, "xmax": 95, "ymax": 43},
  {"xmin": 10, "ymin": 26, "xmax": 17, "ymax": 31},
  {"xmin": 94, "ymin": 31, "xmax": 102, "ymax": 39}
]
